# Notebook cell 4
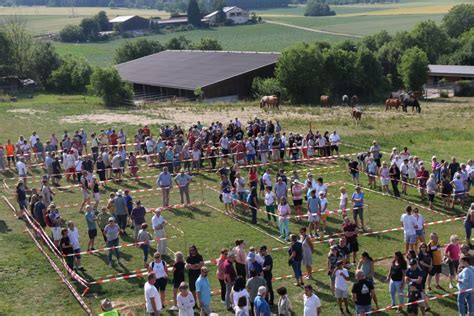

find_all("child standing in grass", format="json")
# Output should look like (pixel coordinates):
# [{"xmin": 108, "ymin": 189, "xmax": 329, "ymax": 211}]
[
  {"xmin": 137, "ymin": 223, "xmax": 152, "ymax": 268},
  {"xmin": 277, "ymin": 287, "xmax": 293, "ymax": 316}
]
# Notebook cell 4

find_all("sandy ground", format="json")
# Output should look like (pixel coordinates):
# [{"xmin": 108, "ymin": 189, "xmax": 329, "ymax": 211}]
[{"xmin": 7, "ymin": 108, "xmax": 47, "ymax": 115}]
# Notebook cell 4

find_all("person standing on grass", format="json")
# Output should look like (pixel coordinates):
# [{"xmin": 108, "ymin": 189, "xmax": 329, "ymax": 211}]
[
  {"xmin": 114, "ymin": 190, "xmax": 128, "ymax": 235},
  {"xmin": 224, "ymin": 252, "xmax": 237, "ymax": 311},
  {"xmin": 231, "ymin": 276, "xmax": 250, "ymax": 315},
  {"xmin": 96, "ymin": 207, "xmax": 111, "ymax": 243},
  {"xmin": 48, "ymin": 204, "xmax": 62, "ymax": 247},
  {"xmin": 196, "ymin": 266, "xmax": 212, "ymax": 316},
  {"xmin": 84, "ymin": 205, "xmax": 97, "ymax": 252},
  {"xmin": 104, "ymin": 217, "xmax": 121, "ymax": 267},
  {"xmin": 124, "ymin": 189, "xmax": 133, "ymax": 220},
  {"xmin": 248, "ymin": 186, "xmax": 259, "ymax": 225},
  {"xmin": 277, "ymin": 287, "xmax": 293, "ymax": 316},
  {"xmin": 169, "ymin": 251, "xmax": 186, "ymax": 310},
  {"xmin": 176, "ymin": 282, "xmax": 195, "ymax": 316},
  {"xmin": 288, "ymin": 234, "xmax": 304, "ymax": 287},
  {"xmin": 278, "ymin": 197, "xmax": 291, "ymax": 241},
  {"xmin": 67, "ymin": 221, "xmax": 84, "ymax": 271},
  {"xmin": 389, "ymin": 161, "xmax": 401, "ymax": 197},
  {"xmin": 247, "ymin": 270, "xmax": 267, "ymax": 313},
  {"xmin": 343, "ymin": 217, "xmax": 359, "ymax": 264},
  {"xmin": 274, "ymin": 177, "xmax": 287, "ymax": 202},
  {"xmin": 221, "ymin": 175, "xmax": 233, "ymax": 214},
  {"xmin": 400, "ymin": 159, "xmax": 410, "ymax": 195},
  {"xmin": 303, "ymin": 284, "xmax": 321, "ymax": 316},
  {"xmin": 426, "ymin": 174, "xmax": 437, "ymax": 210},
  {"xmin": 254, "ymin": 286, "xmax": 270, "ymax": 316},
  {"xmin": 131, "ymin": 200, "xmax": 146, "ymax": 241},
  {"xmin": 157, "ymin": 167, "xmax": 172, "ymax": 208},
  {"xmin": 348, "ymin": 158, "xmax": 360, "ymax": 185},
  {"xmin": 216, "ymin": 248, "xmax": 229, "ymax": 304},
  {"xmin": 427, "ymin": 232, "xmax": 442, "ymax": 291},
  {"xmin": 405, "ymin": 259, "xmax": 426, "ymax": 315},
  {"xmin": 445, "ymin": 234, "xmax": 461, "ymax": 289},
  {"xmin": 451, "ymin": 173, "xmax": 466, "ymax": 210},
  {"xmin": 234, "ymin": 173, "xmax": 246, "ymax": 203},
  {"xmin": 137, "ymin": 223, "xmax": 152, "ymax": 268},
  {"xmin": 300, "ymin": 227, "xmax": 314, "ymax": 280},
  {"xmin": 264, "ymin": 186, "xmax": 277, "ymax": 226},
  {"xmin": 175, "ymin": 169, "xmax": 192, "ymax": 206},
  {"xmin": 412, "ymin": 208, "xmax": 425, "ymax": 246},
  {"xmin": 366, "ymin": 157, "xmax": 377, "ymax": 189},
  {"xmin": 464, "ymin": 203, "xmax": 474, "ymax": 246},
  {"xmin": 333, "ymin": 260, "xmax": 350, "ymax": 315},
  {"xmin": 417, "ymin": 165, "xmax": 429, "ymax": 201},
  {"xmin": 351, "ymin": 186, "xmax": 365, "ymax": 230},
  {"xmin": 352, "ymin": 270, "xmax": 378, "ymax": 316},
  {"xmin": 16, "ymin": 158, "xmax": 27, "ymax": 186},
  {"xmin": 148, "ymin": 252, "xmax": 168, "ymax": 309},
  {"xmin": 60, "ymin": 228, "xmax": 74, "ymax": 270},
  {"xmin": 401, "ymin": 206, "xmax": 417, "ymax": 254},
  {"xmin": 307, "ymin": 189, "xmax": 321, "ymax": 238},
  {"xmin": 145, "ymin": 273, "xmax": 162, "ymax": 316},
  {"xmin": 152, "ymin": 209, "xmax": 167, "ymax": 256},
  {"xmin": 457, "ymin": 257, "xmax": 474, "ymax": 316},
  {"xmin": 259, "ymin": 245, "xmax": 274, "ymax": 306},
  {"xmin": 186, "ymin": 245, "xmax": 204, "ymax": 303},
  {"xmin": 319, "ymin": 191, "xmax": 328, "ymax": 234},
  {"xmin": 386, "ymin": 251, "xmax": 407, "ymax": 313},
  {"xmin": 292, "ymin": 180, "xmax": 304, "ymax": 219}
]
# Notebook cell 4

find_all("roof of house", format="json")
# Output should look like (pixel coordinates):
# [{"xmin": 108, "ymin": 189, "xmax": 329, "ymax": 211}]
[
  {"xmin": 115, "ymin": 50, "xmax": 280, "ymax": 90},
  {"xmin": 223, "ymin": 6, "xmax": 237, "ymax": 12},
  {"xmin": 204, "ymin": 6, "xmax": 246, "ymax": 18},
  {"xmin": 109, "ymin": 15, "xmax": 140, "ymax": 23},
  {"xmin": 156, "ymin": 17, "xmax": 188, "ymax": 25},
  {"xmin": 428, "ymin": 64, "xmax": 474, "ymax": 77}
]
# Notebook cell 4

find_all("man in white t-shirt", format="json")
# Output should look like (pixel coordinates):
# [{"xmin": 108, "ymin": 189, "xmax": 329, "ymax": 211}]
[
  {"xmin": 400, "ymin": 206, "xmax": 417, "ymax": 253},
  {"xmin": 152, "ymin": 209, "xmax": 167, "ymax": 256},
  {"xmin": 262, "ymin": 168, "xmax": 272, "ymax": 189},
  {"xmin": 145, "ymin": 273, "xmax": 162, "ymax": 315},
  {"xmin": 333, "ymin": 260, "xmax": 350, "ymax": 315},
  {"xmin": 303, "ymin": 285, "xmax": 321, "ymax": 316},
  {"xmin": 16, "ymin": 158, "xmax": 27, "ymax": 184}
]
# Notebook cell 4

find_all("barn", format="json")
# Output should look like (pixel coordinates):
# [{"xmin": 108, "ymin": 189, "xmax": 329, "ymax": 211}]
[
  {"xmin": 115, "ymin": 50, "xmax": 280, "ymax": 101},
  {"xmin": 203, "ymin": 6, "xmax": 250, "ymax": 25},
  {"xmin": 109, "ymin": 15, "xmax": 150, "ymax": 32},
  {"xmin": 428, "ymin": 64, "xmax": 474, "ymax": 83}
]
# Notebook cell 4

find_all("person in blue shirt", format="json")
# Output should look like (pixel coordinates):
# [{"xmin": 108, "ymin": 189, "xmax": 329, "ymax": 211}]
[
  {"xmin": 124, "ymin": 190, "xmax": 133, "ymax": 217},
  {"xmin": 196, "ymin": 266, "xmax": 212, "ymax": 315},
  {"xmin": 157, "ymin": 167, "xmax": 172, "ymax": 207},
  {"xmin": 307, "ymin": 189, "xmax": 321, "ymax": 238},
  {"xmin": 457, "ymin": 257, "xmax": 474, "ymax": 316},
  {"xmin": 174, "ymin": 169, "xmax": 192, "ymax": 206},
  {"xmin": 351, "ymin": 186, "xmax": 365, "ymax": 230},
  {"xmin": 84, "ymin": 205, "xmax": 97, "ymax": 251},
  {"xmin": 254, "ymin": 286, "xmax": 270, "ymax": 316}
]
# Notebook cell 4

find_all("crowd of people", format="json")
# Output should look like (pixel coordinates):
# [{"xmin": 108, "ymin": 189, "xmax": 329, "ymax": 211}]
[{"xmin": 6, "ymin": 118, "xmax": 474, "ymax": 316}]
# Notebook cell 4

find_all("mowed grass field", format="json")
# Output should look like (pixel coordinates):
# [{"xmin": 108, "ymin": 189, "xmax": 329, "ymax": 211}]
[{"xmin": 0, "ymin": 94, "xmax": 473, "ymax": 315}]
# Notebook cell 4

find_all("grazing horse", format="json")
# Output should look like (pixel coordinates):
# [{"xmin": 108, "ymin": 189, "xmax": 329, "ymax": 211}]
[
  {"xmin": 260, "ymin": 95, "xmax": 279, "ymax": 109},
  {"xmin": 403, "ymin": 97, "xmax": 421, "ymax": 113},
  {"xmin": 385, "ymin": 98, "xmax": 401, "ymax": 111},
  {"xmin": 352, "ymin": 106, "xmax": 362, "ymax": 123},
  {"xmin": 342, "ymin": 95, "xmax": 350, "ymax": 106},
  {"xmin": 320, "ymin": 95, "xmax": 330, "ymax": 107},
  {"xmin": 351, "ymin": 95, "xmax": 359, "ymax": 106}
]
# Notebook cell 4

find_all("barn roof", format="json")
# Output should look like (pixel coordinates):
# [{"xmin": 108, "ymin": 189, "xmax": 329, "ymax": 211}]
[
  {"xmin": 115, "ymin": 50, "xmax": 280, "ymax": 90},
  {"xmin": 428, "ymin": 64, "xmax": 474, "ymax": 77},
  {"xmin": 110, "ymin": 15, "xmax": 138, "ymax": 23}
]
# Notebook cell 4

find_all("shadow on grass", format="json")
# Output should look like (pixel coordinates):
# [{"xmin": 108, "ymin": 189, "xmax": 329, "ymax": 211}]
[{"xmin": 0, "ymin": 220, "xmax": 12, "ymax": 233}]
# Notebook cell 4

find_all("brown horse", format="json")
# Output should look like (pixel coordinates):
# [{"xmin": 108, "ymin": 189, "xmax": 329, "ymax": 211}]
[
  {"xmin": 320, "ymin": 95, "xmax": 330, "ymax": 107},
  {"xmin": 352, "ymin": 106, "xmax": 362, "ymax": 124},
  {"xmin": 260, "ymin": 95, "xmax": 279, "ymax": 109},
  {"xmin": 351, "ymin": 95, "xmax": 359, "ymax": 106},
  {"xmin": 385, "ymin": 98, "xmax": 401, "ymax": 111}
]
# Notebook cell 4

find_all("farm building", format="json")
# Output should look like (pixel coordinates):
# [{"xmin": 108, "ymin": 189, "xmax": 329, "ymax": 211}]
[
  {"xmin": 428, "ymin": 64, "xmax": 474, "ymax": 83},
  {"xmin": 109, "ymin": 15, "xmax": 150, "ymax": 31},
  {"xmin": 115, "ymin": 50, "xmax": 280, "ymax": 101},
  {"xmin": 203, "ymin": 6, "xmax": 249, "ymax": 25}
]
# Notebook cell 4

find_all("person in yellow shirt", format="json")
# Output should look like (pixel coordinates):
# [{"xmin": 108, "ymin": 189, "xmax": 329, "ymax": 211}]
[
  {"xmin": 427, "ymin": 232, "xmax": 443, "ymax": 291},
  {"xmin": 99, "ymin": 298, "xmax": 119, "ymax": 316}
]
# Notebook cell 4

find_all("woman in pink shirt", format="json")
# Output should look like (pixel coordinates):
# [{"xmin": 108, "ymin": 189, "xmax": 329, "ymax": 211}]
[
  {"xmin": 291, "ymin": 181, "xmax": 304, "ymax": 219},
  {"xmin": 444, "ymin": 234, "xmax": 461, "ymax": 289},
  {"xmin": 278, "ymin": 197, "xmax": 291, "ymax": 241},
  {"xmin": 216, "ymin": 248, "xmax": 228, "ymax": 303}
]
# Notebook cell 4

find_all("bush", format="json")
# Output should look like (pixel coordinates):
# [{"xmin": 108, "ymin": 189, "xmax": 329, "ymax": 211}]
[
  {"xmin": 48, "ymin": 55, "xmax": 92, "ymax": 93},
  {"xmin": 89, "ymin": 67, "xmax": 133, "ymax": 107},
  {"xmin": 59, "ymin": 24, "xmax": 85, "ymax": 42},
  {"xmin": 305, "ymin": 0, "xmax": 336, "ymax": 17},
  {"xmin": 455, "ymin": 80, "xmax": 474, "ymax": 96},
  {"xmin": 251, "ymin": 77, "xmax": 285, "ymax": 100}
]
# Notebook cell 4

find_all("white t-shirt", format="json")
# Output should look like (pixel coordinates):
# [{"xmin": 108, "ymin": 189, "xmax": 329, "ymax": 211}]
[
  {"xmin": 192, "ymin": 149, "xmax": 201, "ymax": 161},
  {"xmin": 315, "ymin": 183, "xmax": 327, "ymax": 195},
  {"xmin": 400, "ymin": 214, "xmax": 417, "ymax": 236},
  {"xmin": 334, "ymin": 268, "xmax": 349, "ymax": 291},
  {"xmin": 144, "ymin": 281, "xmax": 162, "ymax": 313},
  {"xmin": 414, "ymin": 214, "xmax": 424, "ymax": 230},
  {"xmin": 262, "ymin": 173, "xmax": 272, "ymax": 187},
  {"xmin": 149, "ymin": 260, "xmax": 167, "ymax": 278},
  {"xmin": 16, "ymin": 161, "xmax": 27, "ymax": 175},
  {"xmin": 304, "ymin": 294, "xmax": 321, "ymax": 316},
  {"xmin": 264, "ymin": 191, "xmax": 276, "ymax": 206},
  {"xmin": 67, "ymin": 227, "xmax": 80, "ymax": 250},
  {"xmin": 339, "ymin": 192, "xmax": 348, "ymax": 209},
  {"xmin": 151, "ymin": 215, "xmax": 165, "ymax": 231}
]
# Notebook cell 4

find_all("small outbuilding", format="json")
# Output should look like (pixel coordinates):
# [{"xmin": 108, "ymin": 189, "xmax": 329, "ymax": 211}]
[
  {"xmin": 204, "ymin": 6, "xmax": 249, "ymax": 25},
  {"xmin": 109, "ymin": 15, "xmax": 150, "ymax": 32},
  {"xmin": 115, "ymin": 50, "xmax": 280, "ymax": 101}
]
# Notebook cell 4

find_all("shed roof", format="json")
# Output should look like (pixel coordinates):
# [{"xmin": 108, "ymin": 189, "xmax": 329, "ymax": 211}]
[
  {"xmin": 115, "ymin": 50, "xmax": 280, "ymax": 90},
  {"xmin": 428, "ymin": 64, "xmax": 474, "ymax": 77},
  {"xmin": 110, "ymin": 15, "xmax": 138, "ymax": 23}
]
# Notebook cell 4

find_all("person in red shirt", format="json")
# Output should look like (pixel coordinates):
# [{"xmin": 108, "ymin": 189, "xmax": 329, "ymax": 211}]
[
  {"xmin": 5, "ymin": 139, "xmax": 15, "ymax": 169},
  {"xmin": 342, "ymin": 217, "xmax": 359, "ymax": 264},
  {"xmin": 417, "ymin": 165, "xmax": 430, "ymax": 201},
  {"xmin": 223, "ymin": 252, "xmax": 237, "ymax": 311},
  {"xmin": 142, "ymin": 125, "xmax": 150, "ymax": 137},
  {"xmin": 110, "ymin": 130, "xmax": 118, "ymax": 146}
]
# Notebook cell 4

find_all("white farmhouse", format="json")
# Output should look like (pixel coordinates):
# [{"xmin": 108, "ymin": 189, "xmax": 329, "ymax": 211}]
[{"xmin": 204, "ymin": 6, "xmax": 249, "ymax": 25}]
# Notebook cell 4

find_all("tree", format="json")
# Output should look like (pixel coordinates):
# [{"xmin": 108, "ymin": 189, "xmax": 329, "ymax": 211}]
[
  {"xmin": 187, "ymin": 0, "xmax": 201, "ymax": 27},
  {"xmin": 114, "ymin": 38, "xmax": 164, "ymax": 63},
  {"xmin": 3, "ymin": 16, "xmax": 34, "ymax": 77},
  {"xmin": 305, "ymin": 0, "xmax": 335, "ymax": 16},
  {"xmin": 32, "ymin": 42, "xmax": 61, "ymax": 86},
  {"xmin": 355, "ymin": 47, "xmax": 385, "ymax": 98},
  {"xmin": 49, "ymin": 55, "xmax": 92, "ymax": 93},
  {"xmin": 251, "ymin": 77, "xmax": 285, "ymax": 100},
  {"xmin": 60, "ymin": 24, "xmax": 85, "ymax": 42},
  {"xmin": 0, "ymin": 30, "xmax": 13, "ymax": 76},
  {"xmin": 442, "ymin": 4, "xmax": 474, "ymax": 38},
  {"xmin": 165, "ymin": 36, "xmax": 191, "ymax": 50},
  {"xmin": 275, "ymin": 43, "xmax": 325, "ymax": 104},
  {"xmin": 94, "ymin": 11, "xmax": 110, "ymax": 31},
  {"xmin": 192, "ymin": 38, "xmax": 222, "ymax": 50},
  {"xmin": 411, "ymin": 20, "xmax": 450, "ymax": 63},
  {"xmin": 80, "ymin": 17, "xmax": 100, "ymax": 40},
  {"xmin": 323, "ymin": 48, "xmax": 358, "ymax": 97},
  {"xmin": 89, "ymin": 67, "xmax": 133, "ymax": 106},
  {"xmin": 361, "ymin": 30, "xmax": 392, "ymax": 52},
  {"xmin": 398, "ymin": 47, "xmax": 429, "ymax": 91}
]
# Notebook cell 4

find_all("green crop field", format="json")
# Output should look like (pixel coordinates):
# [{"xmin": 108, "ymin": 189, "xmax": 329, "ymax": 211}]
[{"xmin": 0, "ymin": 94, "xmax": 473, "ymax": 315}]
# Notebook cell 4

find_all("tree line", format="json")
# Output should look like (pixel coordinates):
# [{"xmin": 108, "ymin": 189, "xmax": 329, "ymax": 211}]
[{"xmin": 253, "ymin": 3, "xmax": 474, "ymax": 104}]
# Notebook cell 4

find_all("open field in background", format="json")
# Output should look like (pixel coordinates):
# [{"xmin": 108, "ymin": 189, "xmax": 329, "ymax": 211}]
[{"xmin": 0, "ymin": 94, "xmax": 473, "ymax": 314}]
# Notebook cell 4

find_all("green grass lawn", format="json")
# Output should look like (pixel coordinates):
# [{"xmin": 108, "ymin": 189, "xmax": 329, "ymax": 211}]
[{"xmin": 0, "ymin": 94, "xmax": 473, "ymax": 314}]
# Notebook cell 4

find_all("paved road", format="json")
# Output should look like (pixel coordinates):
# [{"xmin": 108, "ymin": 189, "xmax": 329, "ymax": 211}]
[{"xmin": 264, "ymin": 20, "xmax": 363, "ymax": 38}]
